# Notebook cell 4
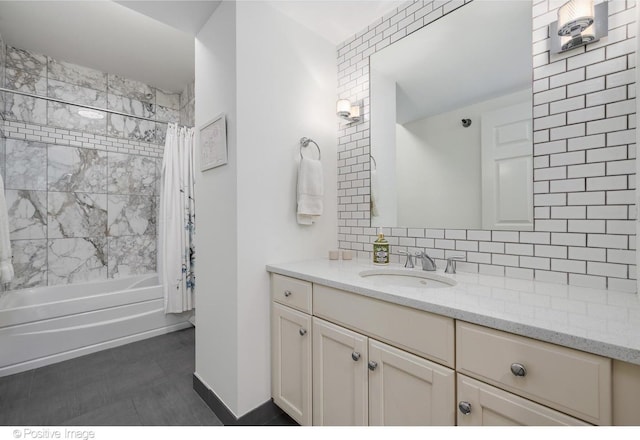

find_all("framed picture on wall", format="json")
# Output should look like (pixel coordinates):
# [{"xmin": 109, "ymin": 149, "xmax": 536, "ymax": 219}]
[{"xmin": 200, "ymin": 113, "xmax": 228, "ymax": 171}]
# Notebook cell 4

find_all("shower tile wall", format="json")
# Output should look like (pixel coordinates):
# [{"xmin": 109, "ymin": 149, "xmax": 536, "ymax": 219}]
[
  {"xmin": 0, "ymin": 44, "xmax": 194, "ymax": 291},
  {"xmin": 336, "ymin": 0, "xmax": 637, "ymax": 292}
]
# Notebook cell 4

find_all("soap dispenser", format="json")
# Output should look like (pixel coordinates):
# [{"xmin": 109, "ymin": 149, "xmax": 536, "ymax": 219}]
[{"xmin": 373, "ymin": 229, "xmax": 389, "ymax": 265}]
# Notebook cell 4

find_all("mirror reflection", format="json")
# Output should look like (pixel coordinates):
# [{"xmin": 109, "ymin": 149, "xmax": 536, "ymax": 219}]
[{"xmin": 370, "ymin": 0, "xmax": 534, "ymax": 230}]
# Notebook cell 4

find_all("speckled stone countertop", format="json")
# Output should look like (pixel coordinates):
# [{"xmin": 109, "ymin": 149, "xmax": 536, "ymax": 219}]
[{"xmin": 266, "ymin": 258, "xmax": 640, "ymax": 365}]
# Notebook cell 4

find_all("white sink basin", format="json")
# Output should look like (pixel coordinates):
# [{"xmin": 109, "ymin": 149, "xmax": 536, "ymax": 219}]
[{"xmin": 359, "ymin": 268, "xmax": 456, "ymax": 289}]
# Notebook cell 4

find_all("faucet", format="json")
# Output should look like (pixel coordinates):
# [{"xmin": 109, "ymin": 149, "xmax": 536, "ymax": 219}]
[
  {"xmin": 445, "ymin": 256, "xmax": 464, "ymax": 274},
  {"xmin": 416, "ymin": 251, "xmax": 436, "ymax": 271},
  {"xmin": 398, "ymin": 250, "xmax": 414, "ymax": 268}
]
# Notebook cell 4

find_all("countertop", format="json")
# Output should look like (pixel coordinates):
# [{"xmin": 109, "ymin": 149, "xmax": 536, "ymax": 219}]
[{"xmin": 266, "ymin": 258, "xmax": 640, "ymax": 365}]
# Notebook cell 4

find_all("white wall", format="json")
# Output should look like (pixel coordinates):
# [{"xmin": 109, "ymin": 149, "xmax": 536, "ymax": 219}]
[
  {"xmin": 195, "ymin": 0, "xmax": 337, "ymax": 418},
  {"xmin": 396, "ymin": 89, "xmax": 531, "ymax": 229},
  {"xmin": 194, "ymin": 0, "xmax": 239, "ymax": 413}
]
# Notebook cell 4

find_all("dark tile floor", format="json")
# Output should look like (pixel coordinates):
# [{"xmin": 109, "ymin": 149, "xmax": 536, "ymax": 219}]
[{"xmin": 0, "ymin": 328, "xmax": 222, "ymax": 426}]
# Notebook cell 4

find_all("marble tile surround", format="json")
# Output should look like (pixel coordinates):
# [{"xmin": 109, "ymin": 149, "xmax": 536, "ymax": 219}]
[{"xmin": 0, "ymin": 42, "xmax": 195, "ymax": 290}]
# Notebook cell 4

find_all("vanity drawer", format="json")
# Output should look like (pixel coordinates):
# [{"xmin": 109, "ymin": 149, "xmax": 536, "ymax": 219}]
[
  {"xmin": 271, "ymin": 274, "xmax": 312, "ymax": 314},
  {"xmin": 313, "ymin": 284, "xmax": 454, "ymax": 368},
  {"xmin": 456, "ymin": 321, "xmax": 611, "ymax": 425}
]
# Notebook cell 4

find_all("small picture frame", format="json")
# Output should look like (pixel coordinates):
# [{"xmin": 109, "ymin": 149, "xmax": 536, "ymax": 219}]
[{"xmin": 200, "ymin": 113, "xmax": 228, "ymax": 171}]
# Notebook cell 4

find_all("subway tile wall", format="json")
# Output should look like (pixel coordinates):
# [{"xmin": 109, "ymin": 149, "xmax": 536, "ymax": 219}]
[
  {"xmin": 0, "ymin": 43, "xmax": 194, "ymax": 291},
  {"xmin": 336, "ymin": 0, "xmax": 637, "ymax": 292}
]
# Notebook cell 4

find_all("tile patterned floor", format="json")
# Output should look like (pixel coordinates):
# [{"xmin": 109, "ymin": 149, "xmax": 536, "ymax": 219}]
[{"xmin": 0, "ymin": 328, "xmax": 221, "ymax": 426}]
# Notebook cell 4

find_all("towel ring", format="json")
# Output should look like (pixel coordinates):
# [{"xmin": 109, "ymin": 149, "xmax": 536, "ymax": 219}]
[
  {"xmin": 370, "ymin": 154, "xmax": 377, "ymax": 170},
  {"xmin": 300, "ymin": 137, "xmax": 321, "ymax": 160}
]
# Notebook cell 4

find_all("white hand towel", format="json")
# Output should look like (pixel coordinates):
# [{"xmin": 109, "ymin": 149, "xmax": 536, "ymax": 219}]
[
  {"xmin": 0, "ymin": 172, "xmax": 14, "ymax": 283},
  {"xmin": 297, "ymin": 157, "xmax": 323, "ymax": 225}
]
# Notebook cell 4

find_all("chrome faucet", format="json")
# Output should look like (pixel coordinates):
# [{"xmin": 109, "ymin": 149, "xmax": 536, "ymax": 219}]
[
  {"xmin": 445, "ymin": 256, "xmax": 464, "ymax": 274},
  {"xmin": 416, "ymin": 251, "xmax": 436, "ymax": 271},
  {"xmin": 398, "ymin": 250, "xmax": 415, "ymax": 268}
]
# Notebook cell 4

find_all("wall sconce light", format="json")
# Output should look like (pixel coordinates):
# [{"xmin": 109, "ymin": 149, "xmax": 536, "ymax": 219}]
[
  {"xmin": 550, "ymin": 0, "xmax": 608, "ymax": 53},
  {"xmin": 336, "ymin": 99, "xmax": 361, "ymax": 123}
]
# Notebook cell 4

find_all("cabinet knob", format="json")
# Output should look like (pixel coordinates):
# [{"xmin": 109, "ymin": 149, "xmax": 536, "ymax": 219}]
[
  {"xmin": 368, "ymin": 361, "xmax": 378, "ymax": 371},
  {"xmin": 284, "ymin": 290, "xmax": 292, "ymax": 297},
  {"xmin": 458, "ymin": 401, "xmax": 472, "ymax": 415},
  {"xmin": 351, "ymin": 352, "xmax": 361, "ymax": 362},
  {"xmin": 510, "ymin": 363, "xmax": 527, "ymax": 377},
  {"xmin": 299, "ymin": 328, "xmax": 307, "ymax": 336}
]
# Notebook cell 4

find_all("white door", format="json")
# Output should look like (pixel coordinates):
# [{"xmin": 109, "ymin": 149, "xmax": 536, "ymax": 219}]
[
  {"xmin": 368, "ymin": 339, "xmax": 455, "ymax": 426},
  {"xmin": 312, "ymin": 317, "xmax": 368, "ymax": 426},
  {"xmin": 271, "ymin": 303, "xmax": 312, "ymax": 425},
  {"xmin": 481, "ymin": 101, "xmax": 533, "ymax": 231},
  {"xmin": 456, "ymin": 374, "xmax": 588, "ymax": 426}
]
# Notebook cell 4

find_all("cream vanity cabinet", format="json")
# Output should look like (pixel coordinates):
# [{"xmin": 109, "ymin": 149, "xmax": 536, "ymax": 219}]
[
  {"xmin": 271, "ymin": 274, "xmax": 313, "ymax": 425},
  {"xmin": 271, "ymin": 274, "xmax": 456, "ymax": 426},
  {"xmin": 270, "ymin": 272, "xmax": 640, "ymax": 426}
]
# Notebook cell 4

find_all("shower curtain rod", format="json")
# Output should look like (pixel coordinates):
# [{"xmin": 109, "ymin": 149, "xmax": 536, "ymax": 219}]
[{"xmin": 0, "ymin": 87, "xmax": 163, "ymax": 124}]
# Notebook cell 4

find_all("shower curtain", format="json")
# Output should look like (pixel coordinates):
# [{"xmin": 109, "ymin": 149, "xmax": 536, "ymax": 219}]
[{"xmin": 159, "ymin": 123, "xmax": 195, "ymax": 314}]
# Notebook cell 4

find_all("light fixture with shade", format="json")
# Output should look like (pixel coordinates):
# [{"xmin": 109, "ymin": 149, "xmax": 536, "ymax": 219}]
[
  {"xmin": 336, "ymin": 99, "xmax": 361, "ymax": 123},
  {"xmin": 550, "ymin": 0, "xmax": 607, "ymax": 53}
]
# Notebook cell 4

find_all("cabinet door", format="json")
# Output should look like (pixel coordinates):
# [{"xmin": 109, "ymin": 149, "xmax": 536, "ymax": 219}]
[
  {"xmin": 271, "ymin": 303, "xmax": 312, "ymax": 425},
  {"xmin": 312, "ymin": 317, "xmax": 368, "ymax": 426},
  {"xmin": 368, "ymin": 339, "xmax": 455, "ymax": 426},
  {"xmin": 456, "ymin": 374, "xmax": 589, "ymax": 426}
]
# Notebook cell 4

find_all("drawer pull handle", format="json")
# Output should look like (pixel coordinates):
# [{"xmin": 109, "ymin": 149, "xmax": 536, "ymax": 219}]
[
  {"xmin": 284, "ymin": 290, "xmax": 292, "ymax": 297},
  {"xmin": 510, "ymin": 363, "xmax": 527, "ymax": 377},
  {"xmin": 351, "ymin": 352, "xmax": 361, "ymax": 362},
  {"xmin": 368, "ymin": 361, "xmax": 378, "ymax": 371},
  {"xmin": 299, "ymin": 328, "xmax": 307, "ymax": 336},
  {"xmin": 458, "ymin": 401, "xmax": 472, "ymax": 415}
]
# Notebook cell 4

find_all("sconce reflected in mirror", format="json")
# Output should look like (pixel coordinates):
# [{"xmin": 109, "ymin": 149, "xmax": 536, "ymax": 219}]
[
  {"xmin": 550, "ymin": 0, "xmax": 608, "ymax": 53},
  {"xmin": 336, "ymin": 99, "xmax": 361, "ymax": 123}
]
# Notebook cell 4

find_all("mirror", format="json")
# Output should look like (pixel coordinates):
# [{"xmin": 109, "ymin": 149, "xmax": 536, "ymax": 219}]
[{"xmin": 370, "ymin": 0, "xmax": 533, "ymax": 230}]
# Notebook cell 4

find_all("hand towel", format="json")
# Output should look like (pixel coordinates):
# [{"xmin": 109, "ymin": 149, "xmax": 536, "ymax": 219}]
[
  {"xmin": 370, "ymin": 168, "xmax": 380, "ymax": 217},
  {"xmin": 0, "ymin": 172, "xmax": 14, "ymax": 283},
  {"xmin": 297, "ymin": 157, "xmax": 323, "ymax": 225}
]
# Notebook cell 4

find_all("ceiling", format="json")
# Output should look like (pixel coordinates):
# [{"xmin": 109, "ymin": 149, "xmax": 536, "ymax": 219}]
[
  {"xmin": 0, "ymin": 0, "xmax": 403, "ymax": 92},
  {"xmin": 371, "ymin": 0, "xmax": 533, "ymax": 124}
]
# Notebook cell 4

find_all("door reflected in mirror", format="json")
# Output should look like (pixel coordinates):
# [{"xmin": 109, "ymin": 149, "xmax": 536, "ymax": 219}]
[{"xmin": 370, "ymin": 0, "xmax": 533, "ymax": 231}]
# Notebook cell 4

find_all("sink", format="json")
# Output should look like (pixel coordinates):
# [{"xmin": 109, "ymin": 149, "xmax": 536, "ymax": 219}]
[{"xmin": 359, "ymin": 268, "xmax": 456, "ymax": 289}]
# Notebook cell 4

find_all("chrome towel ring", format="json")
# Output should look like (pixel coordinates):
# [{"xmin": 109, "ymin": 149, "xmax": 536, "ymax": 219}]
[{"xmin": 300, "ymin": 137, "xmax": 321, "ymax": 160}]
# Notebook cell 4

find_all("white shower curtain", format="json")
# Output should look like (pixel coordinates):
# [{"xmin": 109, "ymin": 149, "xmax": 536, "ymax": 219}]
[{"xmin": 159, "ymin": 123, "xmax": 195, "ymax": 314}]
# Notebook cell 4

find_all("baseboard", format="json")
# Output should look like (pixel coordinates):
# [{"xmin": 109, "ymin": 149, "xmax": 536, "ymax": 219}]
[{"xmin": 192, "ymin": 373, "xmax": 288, "ymax": 425}]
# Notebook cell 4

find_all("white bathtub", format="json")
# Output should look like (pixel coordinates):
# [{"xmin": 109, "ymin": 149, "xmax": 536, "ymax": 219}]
[{"xmin": 0, "ymin": 274, "xmax": 192, "ymax": 377}]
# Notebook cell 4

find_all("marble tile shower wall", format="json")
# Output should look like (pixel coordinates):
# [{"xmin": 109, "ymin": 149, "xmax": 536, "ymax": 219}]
[
  {"xmin": 336, "ymin": 0, "xmax": 637, "ymax": 293},
  {"xmin": 0, "ymin": 44, "xmax": 190, "ymax": 290}
]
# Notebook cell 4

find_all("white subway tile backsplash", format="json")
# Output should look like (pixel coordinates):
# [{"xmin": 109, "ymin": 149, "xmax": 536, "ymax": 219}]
[
  {"xmin": 588, "ymin": 233, "xmax": 628, "ymax": 249},
  {"xmin": 586, "ymin": 56, "xmax": 628, "ymax": 79},
  {"xmin": 480, "ymin": 241, "xmax": 505, "ymax": 254},
  {"xmin": 568, "ymin": 219, "xmax": 606, "ymax": 233},
  {"xmin": 506, "ymin": 243, "xmax": 534, "ymax": 256},
  {"xmin": 567, "ymin": 191, "xmax": 605, "ymax": 205},
  {"xmin": 493, "ymin": 254, "xmax": 519, "ymax": 267},
  {"xmin": 569, "ymin": 246, "xmax": 606, "ymax": 261},
  {"xmin": 567, "ymin": 162, "xmax": 605, "ymax": 178},
  {"xmin": 569, "ymin": 273, "xmax": 607, "ymax": 289},
  {"xmin": 567, "ymin": 47, "xmax": 605, "ymax": 70},
  {"xmin": 552, "ymin": 258, "xmax": 586, "ymax": 273},
  {"xmin": 588, "ymin": 261, "xmax": 628, "ymax": 278}
]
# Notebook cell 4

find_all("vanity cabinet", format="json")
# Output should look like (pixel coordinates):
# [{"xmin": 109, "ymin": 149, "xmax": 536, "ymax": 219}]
[
  {"xmin": 456, "ymin": 321, "xmax": 611, "ymax": 425},
  {"xmin": 456, "ymin": 374, "xmax": 588, "ymax": 426},
  {"xmin": 271, "ymin": 275, "xmax": 313, "ymax": 425},
  {"xmin": 312, "ymin": 317, "xmax": 455, "ymax": 426},
  {"xmin": 269, "ymin": 271, "xmax": 639, "ymax": 426}
]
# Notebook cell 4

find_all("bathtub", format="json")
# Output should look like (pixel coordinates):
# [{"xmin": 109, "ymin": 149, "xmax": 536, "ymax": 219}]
[{"xmin": 0, "ymin": 274, "xmax": 192, "ymax": 377}]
